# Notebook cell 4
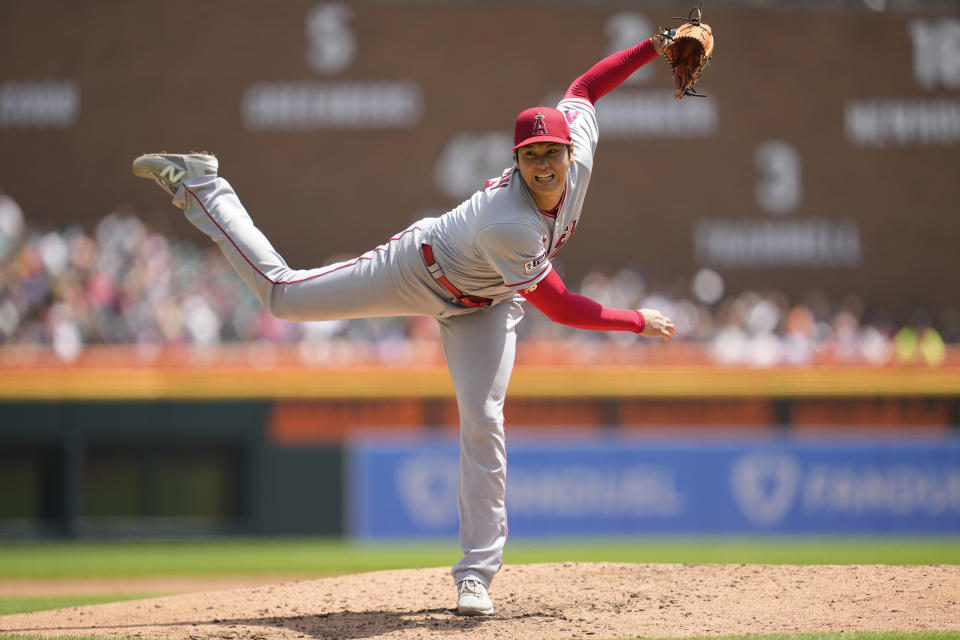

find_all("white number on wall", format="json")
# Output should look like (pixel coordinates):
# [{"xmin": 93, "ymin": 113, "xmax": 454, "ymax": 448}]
[
  {"xmin": 433, "ymin": 132, "xmax": 513, "ymax": 199},
  {"xmin": 306, "ymin": 3, "xmax": 355, "ymax": 74},
  {"xmin": 754, "ymin": 140, "xmax": 802, "ymax": 216},
  {"xmin": 908, "ymin": 18, "xmax": 960, "ymax": 90}
]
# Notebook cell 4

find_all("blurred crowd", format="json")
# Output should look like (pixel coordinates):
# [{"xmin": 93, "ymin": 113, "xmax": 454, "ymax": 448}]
[{"xmin": 0, "ymin": 193, "xmax": 954, "ymax": 366}]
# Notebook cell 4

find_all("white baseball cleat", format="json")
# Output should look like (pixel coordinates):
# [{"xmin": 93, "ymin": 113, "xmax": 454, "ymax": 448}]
[
  {"xmin": 131, "ymin": 152, "xmax": 218, "ymax": 197},
  {"xmin": 456, "ymin": 579, "xmax": 495, "ymax": 616}
]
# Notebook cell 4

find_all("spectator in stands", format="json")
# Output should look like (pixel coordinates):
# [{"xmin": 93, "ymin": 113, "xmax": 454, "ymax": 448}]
[{"xmin": 0, "ymin": 208, "xmax": 952, "ymax": 365}]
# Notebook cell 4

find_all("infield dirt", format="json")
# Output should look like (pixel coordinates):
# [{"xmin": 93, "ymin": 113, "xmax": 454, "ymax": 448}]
[{"xmin": 1, "ymin": 562, "xmax": 958, "ymax": 639}]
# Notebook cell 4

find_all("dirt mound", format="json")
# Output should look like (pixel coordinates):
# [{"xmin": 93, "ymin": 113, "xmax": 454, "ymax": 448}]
[{"xmin": 2, "ymin": 563, "xmax": 958, "ymax": 639}]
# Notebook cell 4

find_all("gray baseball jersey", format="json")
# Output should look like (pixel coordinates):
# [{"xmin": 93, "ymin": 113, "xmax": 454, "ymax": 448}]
[
  {"xmin": 428, "ymin": 97, "xmax": 599, "ymax": 303},
  {"xmin": 173, "ymin": 95, "xmax": 600, "ymax": 591}
]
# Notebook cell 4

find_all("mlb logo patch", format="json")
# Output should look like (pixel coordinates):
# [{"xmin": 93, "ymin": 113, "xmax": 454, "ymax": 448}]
[{"xmin": 524, "ymin": 250, "xmax": 547, "ymax": 274}]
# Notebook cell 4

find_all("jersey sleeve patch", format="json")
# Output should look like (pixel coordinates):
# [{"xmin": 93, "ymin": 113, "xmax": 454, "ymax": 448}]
[
  {"xmin": 507, "ymin": 262, "xmax": 553, "ymax": 289},
  {"xmin": 523, "ymin": 249, "xmax": 548, "ymax": 274}
]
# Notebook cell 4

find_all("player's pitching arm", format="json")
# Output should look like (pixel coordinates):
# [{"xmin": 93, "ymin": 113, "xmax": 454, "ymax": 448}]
[
  {"xmin": 563, "ymin": 36, "xmax": 660, "ymax": 105},
  {"xmin": 520, "ymin": 270, "xmax": 673, "ymax": 341}
]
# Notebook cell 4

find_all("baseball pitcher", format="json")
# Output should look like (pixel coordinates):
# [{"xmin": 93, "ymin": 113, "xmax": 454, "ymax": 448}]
[{"xmin": 133, "ymin": 19, "xmax": 714, "ymax": 615}]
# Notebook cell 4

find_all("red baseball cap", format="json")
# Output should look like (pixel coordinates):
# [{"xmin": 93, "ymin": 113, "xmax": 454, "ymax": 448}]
[{"xmin": 513, "ymin": 106, "xmax": 571, "ymax": 150}]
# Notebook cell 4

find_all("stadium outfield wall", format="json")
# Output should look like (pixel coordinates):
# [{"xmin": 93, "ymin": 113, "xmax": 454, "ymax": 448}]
[{"xmin": 1, "ymin": 350, "xmax": 957, "ymax": 539}]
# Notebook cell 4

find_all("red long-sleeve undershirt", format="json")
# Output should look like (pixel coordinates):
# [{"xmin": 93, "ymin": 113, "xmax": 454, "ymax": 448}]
[
  {"xmin": 521, "ymin": 269, "xmax": 645, "ymax": 334},
  {"xmin": 521, "ymin": 40, "xmax": 657, "ymax": 334},
  {"xmin": 564, "ymin": 38, "xmax": 659, "ymax": 104}
]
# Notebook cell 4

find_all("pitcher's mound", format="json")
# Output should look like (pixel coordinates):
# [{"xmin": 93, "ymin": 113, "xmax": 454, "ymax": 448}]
[{"xmin": 2, "ymin": 563, "xmax": 958, "ymax": 639}]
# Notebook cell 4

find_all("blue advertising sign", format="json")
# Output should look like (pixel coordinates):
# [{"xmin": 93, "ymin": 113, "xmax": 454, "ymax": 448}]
[{"xmin": 346, "ymin": 435, "xmax": 960, "ymax": 537}]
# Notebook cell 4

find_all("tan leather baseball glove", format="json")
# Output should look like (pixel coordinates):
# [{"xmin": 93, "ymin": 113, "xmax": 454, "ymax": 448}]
[{"xmin": 653, "ymin": 11, "xmax": 715, "ymax": 99}]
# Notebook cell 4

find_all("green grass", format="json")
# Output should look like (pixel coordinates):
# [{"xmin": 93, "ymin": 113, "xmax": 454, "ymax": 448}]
[
  {"xmin": 1, "ymin": 631, "xmax": 959, "ymax": 640},
  {"xmin": 652, "ymin": 635, "xmax": 960, "ymax": 640},
  {"xmin": 0, "ymin": 536, "xmax": 957, "ymax": 580},
  {"xmin": 668, "ymin": 635, "xmax": 960, "ymax": 640},
  {"xmin": 0, "ymin": 595, "xmax": 147, "ymax": 617},
  {"xmin": 1, "ymin": 537, "xmax": 958, "ymax": 630},
  {"xmin": 505, "ymin": 536, "xmax": 960, "ymax": 566}
]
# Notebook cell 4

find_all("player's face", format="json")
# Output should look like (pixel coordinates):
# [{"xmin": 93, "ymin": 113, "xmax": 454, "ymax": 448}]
[{"xmin": 516, "ymin": 142, "xmax": 572, "ymax": 210}]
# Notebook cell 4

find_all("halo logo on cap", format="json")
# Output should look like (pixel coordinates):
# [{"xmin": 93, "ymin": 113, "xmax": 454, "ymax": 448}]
[{"xmin": 532, "ymin": 112, "xmax": 548, "ymax": 135}]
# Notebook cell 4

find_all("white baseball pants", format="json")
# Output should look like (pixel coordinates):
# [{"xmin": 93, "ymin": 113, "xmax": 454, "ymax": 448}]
[{"xmin": 178, "ymin": 176, "xmax": 520, "ymax": 588}]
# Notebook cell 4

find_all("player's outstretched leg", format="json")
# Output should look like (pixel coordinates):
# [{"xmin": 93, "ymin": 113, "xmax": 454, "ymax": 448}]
[
  {"xmin": 132, "ymin": 151, "xmax": 450, "ymax": 324},
  {"xmin": 132, "ymin": 152, "xmax": 218, "ymax": 204}
]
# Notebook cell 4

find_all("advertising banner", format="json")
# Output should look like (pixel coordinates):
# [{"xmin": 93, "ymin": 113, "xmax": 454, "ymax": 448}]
[{"xmin": 347, "ymin": 435, "xmax": 960, "ymax": 537}]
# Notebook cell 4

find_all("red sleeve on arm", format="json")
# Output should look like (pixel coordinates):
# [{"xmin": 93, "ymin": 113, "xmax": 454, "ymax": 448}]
[
  {"xmin": 564, "ymin": 38, "xmax": 659, "ymax": 104},
  {"xmin": 521, "ymin": 269, "xmax": 645, "ymax": 334}
]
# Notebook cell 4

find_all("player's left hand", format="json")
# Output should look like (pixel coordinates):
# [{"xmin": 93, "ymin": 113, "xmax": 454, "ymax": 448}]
[
  {"xmin": 653, "ymin": 8, "xmax": 714, "ymax": 99},
  {"xmin": 639, "ymin": 308, "xmax": 675, "ymax": 340}
]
